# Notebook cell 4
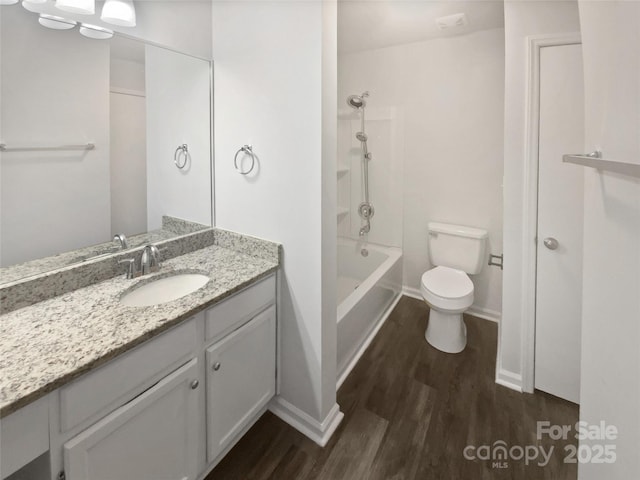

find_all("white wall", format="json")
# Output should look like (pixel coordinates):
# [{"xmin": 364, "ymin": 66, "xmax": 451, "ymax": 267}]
[
  {"xmin": 578, "ymin": 1, "xmax": 640, "ymax": 478},
  {"xmin": 338, "ymin": 28, "xmax": 505, "ymax": 318},
  {"xmin": 130, "ymin": 0, "xmax": 212, "ymax": 59},
  {"xmin": 321, "ymin": 0, "xmax": 339, "ymax": 435},
  {"xmin": 110, "ymin": 57, "xmax": 145, "ymax": 93},
  {"xmin": 0, "ymin": 6, "xmax": 110, "ymax": 267},
  {"xmin": 212, "ymin": 0, "xmax": 339, "ymax": 435},
  {"xmin": 500, "ymin": 0, "xmax": 581, "ymax": 387},
  {"xmin": 145, "ymin": 45, "xmax": 212, "ymax": 230},
  {"xmin": 110, "ymin": 92, "xmax": 147, "ymax": 237}
]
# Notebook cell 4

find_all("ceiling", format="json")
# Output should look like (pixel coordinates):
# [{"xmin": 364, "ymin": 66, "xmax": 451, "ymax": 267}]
[{"xmin": 338, "ymin": 0, "xmax": 505, "ymax": 54}]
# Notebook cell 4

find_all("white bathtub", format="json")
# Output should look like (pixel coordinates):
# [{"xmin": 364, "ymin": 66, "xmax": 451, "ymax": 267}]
[{"xmin": 336, "ymin": 238, "xmax": 402, "ymax": 387}]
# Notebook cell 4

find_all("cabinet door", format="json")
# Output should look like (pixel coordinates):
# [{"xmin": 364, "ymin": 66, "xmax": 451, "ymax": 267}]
[
  {"xmin": 206, "ymin": 305, "xmax": 276, "ymax": 463},
  {"xmin": 64, "ymin": 358, "xmax": 200, "ymax": 480}
]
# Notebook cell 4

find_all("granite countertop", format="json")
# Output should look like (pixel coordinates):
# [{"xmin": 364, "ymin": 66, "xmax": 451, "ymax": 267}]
[{"xmin": 0, "ymin": 243, "xmax": 279, "ymax": 418}]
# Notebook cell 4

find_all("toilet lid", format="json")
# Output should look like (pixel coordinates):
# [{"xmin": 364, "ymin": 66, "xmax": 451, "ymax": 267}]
[{"xmin": 421, "ymin": 266, "xmax": 473, "ymax": 299}]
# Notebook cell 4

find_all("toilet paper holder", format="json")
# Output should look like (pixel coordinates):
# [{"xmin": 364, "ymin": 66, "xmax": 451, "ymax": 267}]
[{"xmin": 488, "ymin": 254, "xmax": 503, "ymax": 270}]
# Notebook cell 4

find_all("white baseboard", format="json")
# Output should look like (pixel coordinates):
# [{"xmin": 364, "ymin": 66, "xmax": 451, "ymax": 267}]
[
  {"xmin": 268, "ymin": 397, "xmax": 344, "ymax": 447},
  {"xmin": 495, "ymin": 368, "xmax": 523, "ymax": 392},
  {"xmin": 336, "ymin": 292, "xmax": 402, "ymax": 390},
  {"xmin": 401, "ymin": 285, "xmax": 422, "ymax": 300},
  {"xmin": 466, "ymin": 306, "xmax": 501, "ymax": 323},
  {"xmin": 402, "ymin": 286, "xmax": 501, "ymax": 323}
]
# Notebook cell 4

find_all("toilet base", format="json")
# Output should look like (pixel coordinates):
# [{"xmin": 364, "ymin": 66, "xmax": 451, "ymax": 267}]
[{"xmin": 425, "ymin": 308, "xmax": 467, "ymax": 354}]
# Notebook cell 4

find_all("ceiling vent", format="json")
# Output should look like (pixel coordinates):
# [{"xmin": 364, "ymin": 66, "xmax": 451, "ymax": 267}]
[{"xmin": 436, "ymin": 13, "xmax": 468, "ymax": 30}]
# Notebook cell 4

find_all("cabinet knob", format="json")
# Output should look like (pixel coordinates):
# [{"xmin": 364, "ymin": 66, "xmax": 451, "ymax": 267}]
[
  {"xmin": 212, "ymin": 362, "xmax": 221, "ymax": 371},
  {"xmin": 190, "ymin": 380, "xmax": 199, "ymax": 389},
  {"xmin": 543, "ymin": 237, "xmax": 559, "ymax": 250}
]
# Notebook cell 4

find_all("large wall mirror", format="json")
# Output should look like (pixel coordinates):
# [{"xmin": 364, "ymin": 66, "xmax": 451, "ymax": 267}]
[{"xmin": 0, "ymin": 5, "xmax": 213, "ymax": 284}]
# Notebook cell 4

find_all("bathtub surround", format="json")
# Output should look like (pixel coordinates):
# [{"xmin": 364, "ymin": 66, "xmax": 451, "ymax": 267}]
[
  {"xmin": 212, "ymin": 0, "xmax": 341, "ymax": 445},
  {"xmin": 0, "ymin": 227, "xmax": 281, "ymax": 314},
  {"xmin": 338, "ymin": 27, "xmax": 505, "ymax": 321},
  {"xmin": 337, "ymin": 105, "xmax": 404, "ymax": 247}
]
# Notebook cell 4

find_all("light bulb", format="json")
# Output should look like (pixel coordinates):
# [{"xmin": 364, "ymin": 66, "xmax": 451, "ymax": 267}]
[{"xmin": 101, "ymin": 0, "xmax": 135, "ymax": 27}]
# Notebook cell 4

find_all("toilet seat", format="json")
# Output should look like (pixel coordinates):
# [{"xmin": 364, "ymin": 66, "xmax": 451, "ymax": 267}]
[{"xmin": 420, "ymin": 266, "xmax": 474, "ymax": 312}]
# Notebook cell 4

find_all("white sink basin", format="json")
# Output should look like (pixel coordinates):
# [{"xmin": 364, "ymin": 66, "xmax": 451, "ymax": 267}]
[{"xmin": 121, "ymin": 273, "xmax": 210, "ymax": 307}]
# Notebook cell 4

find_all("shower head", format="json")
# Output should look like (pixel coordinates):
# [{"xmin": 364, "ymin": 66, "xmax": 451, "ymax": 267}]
[
  {"xmin": 356, "ymin": 131, "xmax": 368, "ymax": 142},
  {"xmin": 347, "ymin": 91, "xmax": 369, "ymax": 110}
]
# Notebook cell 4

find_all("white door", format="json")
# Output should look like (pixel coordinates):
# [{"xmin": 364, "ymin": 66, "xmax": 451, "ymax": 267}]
[
  {"xmin": 64, "ymin": 359, "xmax": 200, "ymax": 480},
  {"xmin": 206, "ymin": 306, "xmax": 276, "ymax": 463},
  {"xmin": 535, "ymin": 43, "xmax": 584, "ymax": 403}
]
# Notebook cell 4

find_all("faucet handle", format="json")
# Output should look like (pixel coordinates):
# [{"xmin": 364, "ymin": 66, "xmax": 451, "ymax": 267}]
[{"xmin": 118, "ymin": 258, "xmax": 139, "ymax": 279}]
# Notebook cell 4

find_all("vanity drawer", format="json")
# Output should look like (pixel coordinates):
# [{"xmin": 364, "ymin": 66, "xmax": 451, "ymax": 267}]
[
  {"xmin": 59, "ymin": 317, "xmax": 198, "ymax": 433},
  {"xmin": 205, "ymin": 274, "xmax": 275, "ymax": 343}
]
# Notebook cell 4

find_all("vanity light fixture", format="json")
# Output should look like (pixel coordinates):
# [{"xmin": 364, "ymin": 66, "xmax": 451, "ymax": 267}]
[
  {"xmin": 21, "ymin": 0, "xmax": 45, "ymax": 12},
  {"xmin": 38, "ymin": 13, "xmax": 76, "ymax": 29},
  {"xmin": 55, "ymin": 0, "xmax": 94, "ymax": 15},
  {"xmin": 79, "ymin": 23, "xmax": 113, "ymax": 39},
  {"xmin": 101, "ymin": 0, "xmax": 135, "ymax": 27}
]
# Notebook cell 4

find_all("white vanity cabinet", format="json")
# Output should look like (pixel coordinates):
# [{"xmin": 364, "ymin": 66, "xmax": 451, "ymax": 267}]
[
  {"xmin": 63, "ymin": 359, "xmax": 200, "ymax": 480},
  {"xmin": 1, "ymin": 273, "xmax": 277, "ymax": 480},
  {"xmin": 206, "ymin": 305, "xmax": 276, "ymax": 463}
]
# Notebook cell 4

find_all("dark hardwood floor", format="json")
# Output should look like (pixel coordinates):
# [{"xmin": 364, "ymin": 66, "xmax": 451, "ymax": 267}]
[{"xmin": 208, "ymin": 295, "xmax": 578, "ymax": 480}]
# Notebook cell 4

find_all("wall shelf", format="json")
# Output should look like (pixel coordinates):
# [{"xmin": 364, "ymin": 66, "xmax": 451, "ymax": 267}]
[{"xmin": 563, "ymin": 151, "xmax": 640, "ymax": 178}]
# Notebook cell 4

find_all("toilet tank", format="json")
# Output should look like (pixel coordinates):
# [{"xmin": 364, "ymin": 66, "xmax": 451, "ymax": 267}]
[{"xmin": 427, "ymin": 222, "xmax": 488, "ymax": 274}]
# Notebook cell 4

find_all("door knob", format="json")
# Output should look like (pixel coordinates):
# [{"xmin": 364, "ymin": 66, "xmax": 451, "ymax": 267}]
[{"xmin": 543, "ymin": 237, "xmax": 559, "ymax": 250}]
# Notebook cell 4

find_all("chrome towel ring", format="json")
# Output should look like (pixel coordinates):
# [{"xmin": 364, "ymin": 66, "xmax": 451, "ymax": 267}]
[
  {"xmin": 174, "ymin": 144, "xmax": 189, "ymax": 169},
  {"xmin": 234, "ymin": 144, "xmax": 256, "ymax": 175}
]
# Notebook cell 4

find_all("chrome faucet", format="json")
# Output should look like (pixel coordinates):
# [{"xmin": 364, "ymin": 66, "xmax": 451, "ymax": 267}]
[
  {"xmin": 140, "ymin": 244, "xmax": 161, "ymax": 275},
  {"xmin": 113, "ymin": 233, "xmax": 128, "ymax": 250}
]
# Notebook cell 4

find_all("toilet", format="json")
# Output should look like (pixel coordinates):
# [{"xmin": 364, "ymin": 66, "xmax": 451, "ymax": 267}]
[{"xmin": 420, "ymin": 222, "xmax": 488, "ymax": 353}]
